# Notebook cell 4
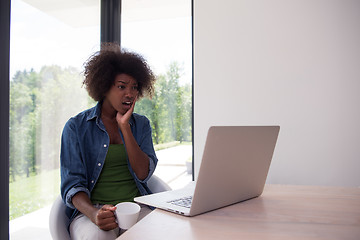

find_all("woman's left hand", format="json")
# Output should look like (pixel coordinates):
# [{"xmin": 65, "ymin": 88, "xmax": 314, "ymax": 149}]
[{"xmin": 116, "ymin": 96, "xmax": 137, "ymax": 129}]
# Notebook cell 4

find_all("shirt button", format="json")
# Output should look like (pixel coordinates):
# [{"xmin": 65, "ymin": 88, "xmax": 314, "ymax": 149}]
[
  {"xmin": 98, "ymin": 163, "xmax": 101, "ymax": 167},
  {"xmin": 104, "ymin": 144, "xmax": 107, "ymax": 148},
  {"xmin": 91, "ymin": 180, "xmax": 94, "ymax": 183}
]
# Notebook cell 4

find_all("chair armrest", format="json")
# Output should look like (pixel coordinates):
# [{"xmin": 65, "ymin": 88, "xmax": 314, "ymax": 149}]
[{"xmin": 147, "ymin": 175, "xmax": 171, "ymax": 193}]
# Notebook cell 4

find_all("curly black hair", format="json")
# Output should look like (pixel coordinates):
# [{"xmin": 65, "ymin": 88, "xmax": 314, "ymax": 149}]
[{"xmin": 83, "ymin": 43, "xmax": 156, "ymax": 101}]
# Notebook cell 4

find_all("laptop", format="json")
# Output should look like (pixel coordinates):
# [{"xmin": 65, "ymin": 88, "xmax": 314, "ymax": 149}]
[{"xmin": 135, "ymin": 126, "xmax": 280, "ymax": 216}]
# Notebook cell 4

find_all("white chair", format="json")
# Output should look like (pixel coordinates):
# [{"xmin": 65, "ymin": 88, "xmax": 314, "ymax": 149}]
[
  {"xmin": 146, "ymin": 174, "xmax": 171, "ymax": 193},
  {"xmin": 49, "ymin": 175, "xmax": 171, "ymax": 240}
]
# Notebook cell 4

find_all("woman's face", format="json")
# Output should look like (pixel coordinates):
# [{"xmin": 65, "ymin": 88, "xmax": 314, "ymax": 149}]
[{"xmin": 104, "ymin": 73, "xmax": 139, "ymax": 115}]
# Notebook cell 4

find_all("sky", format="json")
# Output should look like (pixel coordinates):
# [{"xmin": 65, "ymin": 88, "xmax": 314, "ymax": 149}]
[{"xmin": 10, "ymin": 0, "xmax": 192, "ymax": 84}]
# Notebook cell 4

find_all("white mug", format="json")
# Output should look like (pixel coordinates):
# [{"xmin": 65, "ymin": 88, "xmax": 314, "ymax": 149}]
[{"xmin": 115, "ymin": 202, "xmax": 141, "ymax": 230}]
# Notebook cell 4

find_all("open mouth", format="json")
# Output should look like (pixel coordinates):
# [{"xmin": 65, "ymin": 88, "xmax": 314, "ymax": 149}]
[{"xmin": 123, "ymin": 101, "xmax": 132, "ymax": 106}]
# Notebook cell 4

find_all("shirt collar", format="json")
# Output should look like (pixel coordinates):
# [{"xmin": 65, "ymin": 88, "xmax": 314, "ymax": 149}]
[{"xmin": 86, "ymin": 101, "xmax": 102, "ymax": 121}]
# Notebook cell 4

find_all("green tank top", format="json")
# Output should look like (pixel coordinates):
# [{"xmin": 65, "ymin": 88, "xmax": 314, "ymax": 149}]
[{"xmin": 91, "ymin": 144, "xmax": 139, "ymax": 205}]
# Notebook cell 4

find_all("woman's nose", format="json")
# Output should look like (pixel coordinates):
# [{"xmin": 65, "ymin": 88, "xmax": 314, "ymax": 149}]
[{"xmin": 125, "ymin": 88, "xmax": 136, "ymax": 98}]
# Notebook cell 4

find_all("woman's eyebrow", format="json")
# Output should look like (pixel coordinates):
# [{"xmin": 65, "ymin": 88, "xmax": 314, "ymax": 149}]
[
  {"xmin": 117, "ymin": 80, "xmax": 137, "ymax": 85},
  {"xmin": 117, "ymin": 80, "xmax": 129, "ymax": 84}
]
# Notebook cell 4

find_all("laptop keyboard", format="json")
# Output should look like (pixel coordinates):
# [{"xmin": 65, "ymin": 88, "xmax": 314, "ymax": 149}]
[{"xmin": 167, "ymin": 196, "xmax": 193, "ymax": 208}]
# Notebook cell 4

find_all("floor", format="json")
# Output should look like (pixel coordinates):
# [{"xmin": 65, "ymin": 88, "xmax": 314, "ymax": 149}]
[{"xmin": 9, "ymin": 145, "xmax": 193, "ymax": 240}]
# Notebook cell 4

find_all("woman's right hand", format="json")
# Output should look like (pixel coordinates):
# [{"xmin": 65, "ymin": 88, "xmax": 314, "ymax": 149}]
[
  {"xmin": 72, "ymin": 192, "xmax": 119, "ymax": 231},
  {"xmin": 93, "ymin": 205, "xmax": 118, "ymax": 231}
]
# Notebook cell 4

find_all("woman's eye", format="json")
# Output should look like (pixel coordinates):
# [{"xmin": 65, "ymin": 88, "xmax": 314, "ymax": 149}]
[{"xmin": 117, "ymin": 85, "xmax": 138, "ymax": 90}]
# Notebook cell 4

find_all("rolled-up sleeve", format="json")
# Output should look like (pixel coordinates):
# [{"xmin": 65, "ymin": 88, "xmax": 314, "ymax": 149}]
[{"xmin": 60, "ymin": 119, "xmax": 90, "ymax": 209}]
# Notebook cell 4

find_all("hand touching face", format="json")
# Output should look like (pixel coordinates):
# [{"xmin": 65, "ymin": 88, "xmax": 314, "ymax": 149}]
[{"xmin": 116, "ymin": 95, "xmax": 137, "ymax": 128}]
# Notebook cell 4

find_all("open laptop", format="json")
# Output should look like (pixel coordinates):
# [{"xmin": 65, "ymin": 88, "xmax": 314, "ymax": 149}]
[{"xmin": 135, "ymin": 126, "xmax": 280, "ymax": 216}]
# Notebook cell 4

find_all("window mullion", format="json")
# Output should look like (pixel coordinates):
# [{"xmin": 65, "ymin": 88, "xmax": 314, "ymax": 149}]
[
  {"xmin": 0, "ymin": 0, "xmax": 10, "ymax": 238},
  {"xmin": 101, "ymin": 0, "xmax": 122, "ymax": 46}
]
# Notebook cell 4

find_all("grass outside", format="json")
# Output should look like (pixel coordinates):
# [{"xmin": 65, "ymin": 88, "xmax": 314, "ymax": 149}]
[
  {"xmin": 9, "ymin": 169, "xmax": 60, "ymax": 220},
  {"xmin": 9, "ymin": 141, "xmax": 191, "ymax": 220},
  {"xmin": 154, "ymin": 141, "xmax": 191, "ymax": 151}
]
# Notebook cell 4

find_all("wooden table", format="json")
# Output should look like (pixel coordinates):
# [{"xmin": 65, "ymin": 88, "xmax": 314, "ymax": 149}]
[{"xmin": 118, "ymin": 185, "xmax": 360, "ymax": 240}]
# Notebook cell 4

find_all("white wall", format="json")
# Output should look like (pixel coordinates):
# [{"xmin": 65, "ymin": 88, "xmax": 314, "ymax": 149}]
[{"xmin": 194, "ymin": 0, "xmax": 360, "ymax": 187}]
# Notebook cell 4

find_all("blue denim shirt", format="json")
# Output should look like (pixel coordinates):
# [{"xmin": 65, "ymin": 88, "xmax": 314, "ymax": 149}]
[{"xmin": 60, "ymin": 101, "xmax": 157, "ymax": 222}]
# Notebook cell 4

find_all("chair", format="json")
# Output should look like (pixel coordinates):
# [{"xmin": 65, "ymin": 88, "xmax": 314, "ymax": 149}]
[
  {"xmin": 49, "ymin": 175, "xmax": 171, "ymax": 240},
  {"xmin": 146, "ymin": 174, "xmax": 171, "ymax": 193}
]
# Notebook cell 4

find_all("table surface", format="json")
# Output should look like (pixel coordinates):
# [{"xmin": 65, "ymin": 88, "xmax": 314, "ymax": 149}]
[{"xmin": 118, "ymin": 184, "xmax": 360, "ymax": 240}]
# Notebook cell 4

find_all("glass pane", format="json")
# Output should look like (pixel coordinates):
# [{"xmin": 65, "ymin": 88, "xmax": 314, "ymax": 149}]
[
  {"xmin": 9, "ymin": 0, "xmax": 99, "ymax": 238},
  {"xmin": 122, "ymin": 0, "xmax": 192, "ymax": 189}
]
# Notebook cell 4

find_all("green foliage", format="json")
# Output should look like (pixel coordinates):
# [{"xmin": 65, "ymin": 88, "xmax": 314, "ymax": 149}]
[
  {"xmin": 135, "ymin": 62, "xmax": 192, "ymax": 144},
  {"xmin": 9, "ymin": 66, "xmax": 89, "ymax": 181},
  {"xmin": 10, "ymin": 71, "xmax": 39, "ymax": 180}
]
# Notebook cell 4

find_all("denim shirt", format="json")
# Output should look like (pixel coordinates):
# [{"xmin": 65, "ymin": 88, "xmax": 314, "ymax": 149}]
[{"xmin": 60, "ymin": 101, "xmax": 157, "ymax": 222}]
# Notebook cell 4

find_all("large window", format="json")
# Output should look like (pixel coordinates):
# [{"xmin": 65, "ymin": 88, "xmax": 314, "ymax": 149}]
[
  {"xmin": 9, "ymin": 0, "xmax": 100, "ymax": 238},
  {"xmin": 9, "ymin": 0, "xmax": 192, "ymax": 239},
  {"xmin": 122, "ymin": 0, "xmax": 193, "ymax": 189}
]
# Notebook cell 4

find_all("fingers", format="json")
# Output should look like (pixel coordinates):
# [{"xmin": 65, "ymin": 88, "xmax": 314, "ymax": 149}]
[
  {"xmin": 130, "ymin": 95, "xmax": 137, "ymax": 112},
  {"xmin": 124, "ymin": 96, "xmax": 137, "ymax": 116},
  {"xmin": 101, "ymin": 204, "xmax": 116, "ymax": 212},
  {"xmin": 124, "ymin": 96, "xmax": 137, "ymax": 119},
  {"xmin": 97, "ymin": 217, "xmax": 118, "ymax": 231},
  {"xmin": 95, "ymin": 205, "xmax": 118, "ymax": 231},
  {"xmin": 116, "ymin": 96, "xmax": 137, "ymax": 129}
]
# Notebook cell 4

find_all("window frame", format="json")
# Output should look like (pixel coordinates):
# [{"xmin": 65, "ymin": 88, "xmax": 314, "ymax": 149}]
[{"xmin": 0, "ymin": 0, "xmax": 10, "ymax": 239}]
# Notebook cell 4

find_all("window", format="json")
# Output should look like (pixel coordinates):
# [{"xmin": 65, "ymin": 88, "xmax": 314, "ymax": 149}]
[
  {"xmin": 9, "ymin": 0, "xmax": 100, "ymax": 238},
  {"xmin": 8, "ymin": 0, "xmax": 192, "ymax": 238},
  {"xmin": 122, "ymin": 0, "xmax": 193, "ymax": 189}
]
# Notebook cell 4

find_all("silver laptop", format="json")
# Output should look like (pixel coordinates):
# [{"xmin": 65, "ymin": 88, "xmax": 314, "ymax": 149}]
[{"xmin": 135, "ymin": 126, "xmax": 280, "ymax": 216}]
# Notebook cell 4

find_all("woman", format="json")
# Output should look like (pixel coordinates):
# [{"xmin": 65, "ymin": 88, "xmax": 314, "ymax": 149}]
[{"xmin": 60, "ymin": 43, "xmax": 157, "ymax": 239}]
